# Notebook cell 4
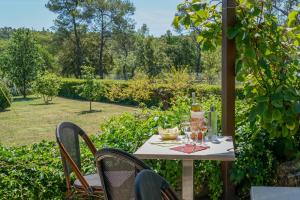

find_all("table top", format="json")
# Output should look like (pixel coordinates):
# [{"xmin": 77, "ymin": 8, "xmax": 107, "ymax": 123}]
[
  {"xmin": 251, "ymin": 186, "xmax": 300, "ymax": 200},
  {"xmin": 134, "ymin": 135, "xmax": 235, "ymax": 161}
]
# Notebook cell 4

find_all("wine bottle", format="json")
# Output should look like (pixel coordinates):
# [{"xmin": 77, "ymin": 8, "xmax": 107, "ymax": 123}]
[
  {"xmin": 190, "ymin": 92, "xmax": 204, "ymax": 139},
  {"xmin": 191, "ymin": 92, "xmax": 201, "ymax": 112}
]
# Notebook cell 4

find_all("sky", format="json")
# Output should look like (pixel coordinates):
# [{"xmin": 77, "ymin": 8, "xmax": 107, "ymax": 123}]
[{"xmin": 0, "ymin": 0, "xmax": 183, "ymax": 36}]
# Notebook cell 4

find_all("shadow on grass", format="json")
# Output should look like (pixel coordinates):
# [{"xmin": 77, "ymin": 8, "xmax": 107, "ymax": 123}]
[
  {"xmin": 76, "ymin": 110, "xmax": 102, "ymax": 115},
  {"xmin": 13, "ymin": 97, "xmax": 39, "ymax": 102},
  {"xmin": 30, "ymin": 102, "xmax": 56, "ymax": 106},
  {"xmin": 0, "ymin": 108, "xmax": 11, "ymax": 113}
]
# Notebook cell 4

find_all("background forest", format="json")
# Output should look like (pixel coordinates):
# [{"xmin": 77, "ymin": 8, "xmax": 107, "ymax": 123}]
[{"xmin": 0, "ymin": 0, "xmax": 221, "ymax": 87}]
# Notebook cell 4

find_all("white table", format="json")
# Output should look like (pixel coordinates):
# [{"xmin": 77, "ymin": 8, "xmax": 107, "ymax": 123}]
[
  {"xmin": 251, "ymin": 186, "xmax": 300, "ymax": 200},
  {"xmin": 134, "ymin": 135, "xmax": 235, "ymax": 200}
]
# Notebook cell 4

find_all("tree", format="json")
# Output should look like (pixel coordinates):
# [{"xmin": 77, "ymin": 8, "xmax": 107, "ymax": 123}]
[
  {"xmin": 78, "ymin": 66, "xmax": 100, "ymax": 111},
  {"xmin": 46, "ymin": 0, "xmax": 85, "ymax": 77},
  {"xmin": 5, "ymin": 29, "xmax": 41, "ymax": 98},
  {"xmin": 112, "ymin": 17, "xmax": 135, "ymax": 80},
  {"xmin": 83, "ymin": 0, "xmax": 135, "ymax": 78},
  {"xmin": 161, "ymin": 31, "xmax": 196, "ymax": 72},
  {"xmin": 201, "ymin": 47, "xmax": 221, "ymax": 84},
  {"xmin": 33, "ymin": 72, "xmax": 61, "ymax": 104},
  {"xmin": 175, "ymin": 0, "xmax": 300, "ymax": 139}
]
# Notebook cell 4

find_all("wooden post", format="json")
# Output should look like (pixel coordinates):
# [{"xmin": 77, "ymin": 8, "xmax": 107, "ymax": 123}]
[{"xmin": 222, "ymin": 0, "xmax": 236, "ymax": 199}]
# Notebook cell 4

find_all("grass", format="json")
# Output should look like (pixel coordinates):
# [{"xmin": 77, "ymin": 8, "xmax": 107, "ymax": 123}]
[{"xmin": 0, "ymin": 96, "xmax": 138, "ymax": 146}]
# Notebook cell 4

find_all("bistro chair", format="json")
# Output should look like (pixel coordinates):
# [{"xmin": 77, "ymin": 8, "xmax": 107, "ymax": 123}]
[
  {"xmin": 56, "ymin": 122, "xmax": 103, "ymax": 199},
  {"xmin": 135, "ymin": 169, "xmax": 180, "ymax": 200},
  {"xmin": 95, "ymin": 148, "xmax": 151, "ymax": 200}
]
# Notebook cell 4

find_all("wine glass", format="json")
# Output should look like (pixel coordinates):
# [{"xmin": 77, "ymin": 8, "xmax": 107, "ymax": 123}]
[
  {"xmin": 190, "ymin": 121, "xmax": 200, "ymax": 144},
  {"xmin": 200, "ymin": 125, "xmax": 208, "ymax": 146},
  {"xmin": 181, "ymin": 122, "xmax": 191, "ymax": 144}
]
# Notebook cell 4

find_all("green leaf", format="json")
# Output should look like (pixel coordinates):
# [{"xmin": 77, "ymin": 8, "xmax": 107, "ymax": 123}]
[
  {"xmin": 288, "ymin": 10, "xmax": 298, "ymax": 27},
  {"xmin": 196, "ymin": 35, "xmax": 204, "ymax": 43},
  {"xmin": 227, "ymin": 26, "xmax": 240, "ymax": 39},
  {"xmin": 286, "ymin": 121, "xmax": 296, "ymax": 131},
  {"xmin": 255, "ymin": 96, "xmax": 269, "ymax": 103},
  {"xmin": 272, "ymin": 109, "xmax": 282, "ymax": 121},
  {"xmin": 271, "ymin": 93, "xmax": 283, "ymax": 108},
  {"xmin": 173, "ymin": 16, "xmax": 179, "ymax": 28},
  {"xmin": 271, "ymin": 99, "xmax": 283, "ymax": 108},
  {"xmin": 235, "ymin": 59, "xmax": 243, "ymax": 75},
  {"xmin": 293, "ymin": 102, "xmax": 300, "ymax": 113},
  {"xmin": 191, "ymin": 2, "xmax": 206, "ymax": 11},
  {"xmin": 245, "ymin": 47, "xmax": 256, "ymax": 59},
  {"xmin": 180, "ymin": 15, "xmax": 191, "ymax": 29},
  {"xmin": 263, "ymin": 108, "xmax": 273, "ymax": 122},
  {"xmin": 282, "ymin": 126, "xmax": 289, "ymax": 137},
  {"xmin": 196, "ymin": 9, "xmax": 208, "ymax": 18}
]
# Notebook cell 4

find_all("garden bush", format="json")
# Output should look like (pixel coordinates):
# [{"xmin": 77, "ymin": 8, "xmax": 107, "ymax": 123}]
[
  {"xmin": 33, "ymin": 72, "xmax": 61, "ymax": 104},
  {"xmin": 0, "ymin": 81, "xmax": 12, "ymax": 111},
  {"xmin": 58, "ymin": 78, "xmax": 244, "ymax": 108}
]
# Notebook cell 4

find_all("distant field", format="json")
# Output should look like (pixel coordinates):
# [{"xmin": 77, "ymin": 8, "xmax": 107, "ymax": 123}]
[{"xmin": 0, "ymin": 96, "xmax": 137, "ymax": 146}]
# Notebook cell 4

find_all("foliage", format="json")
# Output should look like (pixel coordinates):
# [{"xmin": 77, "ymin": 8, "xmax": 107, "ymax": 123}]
[
  {"xmin": 3, "ymin": 28, "xmax": 42, "ymax": 98},
  {"xmin": 33, "ymin": 72, "xmax": 61, "ymax": 104},
  {"xmin": 174, "ymin": 0, "xmax": 300, "ymax": 138},
  {"xmin": 232, "ymin": 1, "xmax": 300, "ymax": 138},
  {"xmin": 201, "ymin": 47, "xmax": 221, "ymax": 84},
  {"xmin": 0, "ymin": 81, "xmax": 12, "ymax": 111},
  {"xmin": 59, "ymin": 77, "xmax": 244, "ymax": 108},
  {"xmin": 82, "ymin": 0, "xmax": 135, "ymax": 79},
  {"xmin": 98, "ymin": 96, "xmax": 223, "ymax": 199},
  {"xmin": 0, "ymin": 93, "xmax": 275, "ymax": 200},
  {"xmin": 173, "ymin": 0, "xmax": 222, "ymax": 51},
  {"xmin": 77, "ymin": 66, "xmax": 101, "ymax": 111},
  {"xmin": 174, "ymin": 1, "xmax": 299, "ymax": 198},
  {"xmin": 0, "ymin": 96, "xmax": 223, "ymax": 199},
  {"xmin": 231, "ymin": 122, "xmax": 276, "ymax": 199},
  {"xmin": 0, "ymin": 142, "xmax": 65, "ymax": 199},
  {"xmin": 46, "ymin": 0, "xmax": 85, "ymax": 78}
]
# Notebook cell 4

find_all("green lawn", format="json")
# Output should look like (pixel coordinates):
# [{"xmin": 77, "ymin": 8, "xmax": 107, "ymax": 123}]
[{"xmin": 0, "ymin": 96, "xmax": 137, "ymax": 146}]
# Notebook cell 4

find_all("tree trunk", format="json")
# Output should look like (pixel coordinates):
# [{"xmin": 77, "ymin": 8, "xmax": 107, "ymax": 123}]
[
  {"xmin": 195, "ymin": 42, "xmax": 202, "ymax": 78},
  {"xmin": 89, "ymin": 101, "xmax": 92, "ymax": 112},
  {"xmin": 123, "ymin": 50, "xmax": 128, "ymax": 80},
  {"xmin": 131, "ymin": 67, "xmax": 136, "ymax": 79},
  {"xmin": 22, "ymin": 78, "xmax": 26, "ymax": 98},
  {"xmin": 98, "ymin": 14, "xmax": 105, "ymax": 79},
  {"xmin": 72, "ymin": 15, "xmax": 83, "ymax": 78},
  {"xmin": 123, "ymin": 64, "xmax": 128, "ymax": 80}
]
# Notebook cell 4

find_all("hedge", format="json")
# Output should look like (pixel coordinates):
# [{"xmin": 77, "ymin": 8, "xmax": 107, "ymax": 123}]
[
  {"xmin": 58, "ymin": 78, "xmax": 244, "ymax": 108},
  {"xmin": 0, "ymin": 81, "xmax": 12, "ymax": 111}
]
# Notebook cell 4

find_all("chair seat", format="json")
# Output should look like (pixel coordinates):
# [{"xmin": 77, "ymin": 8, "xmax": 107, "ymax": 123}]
[{"xmin": 74, "ymin": 173, "xmax": 102, "ymax": 190}]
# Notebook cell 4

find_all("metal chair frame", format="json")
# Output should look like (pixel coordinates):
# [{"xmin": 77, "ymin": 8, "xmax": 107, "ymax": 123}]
[
  {"xmin": 56, "ymin": 122, "xmax": 103, "ymax": 199},
  {"xmin": 95, "ymin": 148, "xmax": 151, "ymax": 200},
  {"xmin": 135, "ymin": 169, "xmax": 180, "ymax": 200}
]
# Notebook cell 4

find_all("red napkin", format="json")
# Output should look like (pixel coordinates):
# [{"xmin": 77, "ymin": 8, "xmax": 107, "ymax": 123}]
[{"xmin": 170, "ymin": 144, "xmax": 209, "ymax": 154}]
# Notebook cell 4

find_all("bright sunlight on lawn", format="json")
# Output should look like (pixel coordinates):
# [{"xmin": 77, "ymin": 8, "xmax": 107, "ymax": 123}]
[{"xmin": 0, "ymin": 96, "xmax": 137, "ymax": 146}]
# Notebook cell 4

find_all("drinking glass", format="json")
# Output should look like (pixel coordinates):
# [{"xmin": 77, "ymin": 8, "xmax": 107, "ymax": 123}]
[
  {"xmin": 181, "ymin": 122, "xmax": 191, "ymax": 144},
  {"xmin": 200, "ymin": 125, "xmax": 208, "ymax": 146},
  {"xmin": 190, "ymin": 121, "xmax": 200, "ymax": 144}
]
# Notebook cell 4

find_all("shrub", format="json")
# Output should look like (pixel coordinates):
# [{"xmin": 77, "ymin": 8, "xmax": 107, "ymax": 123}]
[
  {"xmin": 58, "ymin": 78, "xmax": 244, "ymax": 108},
  {"xmin": 0, "ymin": 81, "xmax": 12, "ymax": 111},
  {"xmin": 77, "ymin": 66, "xmax": 101, "ymax": 111},
  {"xmin": 33, "ymin": 72, "xmax": 61, "ymax": 104},
  {"xmin": 231, "ymin": 122, "xmax": 276, "ymax": 199}
]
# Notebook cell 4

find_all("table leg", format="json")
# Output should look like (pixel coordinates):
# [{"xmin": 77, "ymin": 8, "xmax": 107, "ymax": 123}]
[{"xmin": 182, "ymin": 160, "xmax": 194, "ymax": 200}]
